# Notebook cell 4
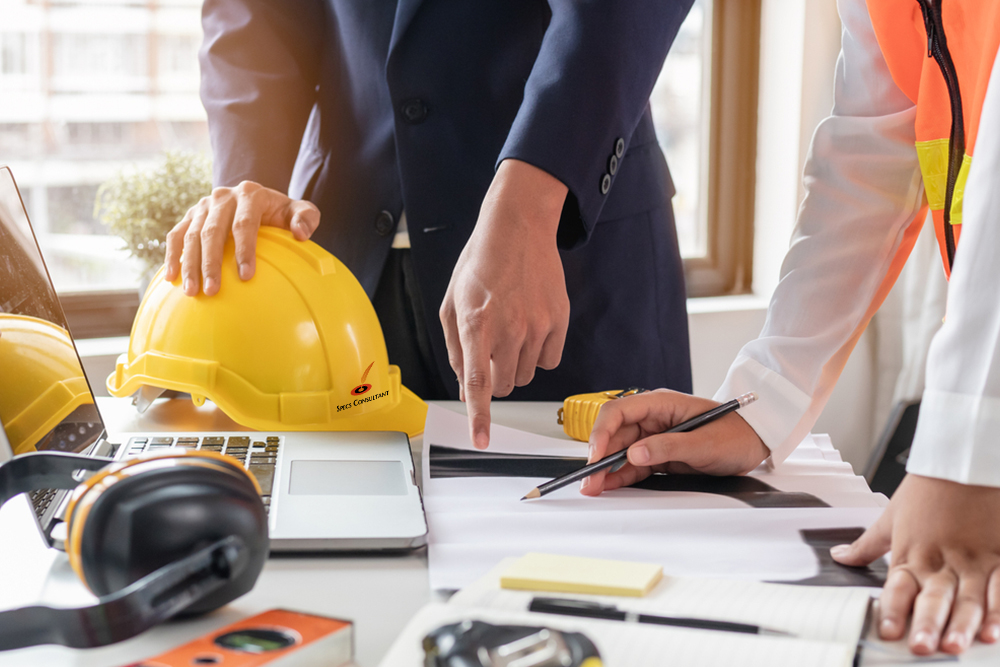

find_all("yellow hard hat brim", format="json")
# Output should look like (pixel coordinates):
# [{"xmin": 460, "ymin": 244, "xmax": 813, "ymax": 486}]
[{"xmin": 108, "ymin": 361, "xmax": 428, "ymax": 438}]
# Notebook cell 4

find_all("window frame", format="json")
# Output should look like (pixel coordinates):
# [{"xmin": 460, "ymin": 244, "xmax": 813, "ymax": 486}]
[
  {"xmin": 56, "ymin": 0, "xmax": 762, "ymax": 337},
  {"xmin": 60, "ymin": 289, "xmax": 139, "ymax": 339},
  {"xmin": 682, "ymin": 0, "xmax": 760, "ymax": 298}
]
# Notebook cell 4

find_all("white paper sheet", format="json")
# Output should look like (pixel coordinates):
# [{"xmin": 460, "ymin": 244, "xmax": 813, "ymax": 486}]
[
  {"xmin": 422, "ymin": 404, "xmax": 887, "ymax": 591},
  {"xmin": 427, "ymin": 507, "xmax": 884, "ymax": 590},
  {"xmin": 424, "ymin": 475, "xmax": 882, "ymax": 510}
]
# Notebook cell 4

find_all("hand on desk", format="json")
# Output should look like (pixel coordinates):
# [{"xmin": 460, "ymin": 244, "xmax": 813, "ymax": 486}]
[
  {"xmin": 579, "ymin": 389, "xmax": 770, "ymax": 496},
  {"xmin": 831, "ymin": 474, "xmax": 1000, "ymax": 655},
  {"xmin": 440, "ymin": 159, "xmax": 570, "ymax": 450},
  {"xmin": 164, "ymin": 182, "xmax": 320, "ymax": 296}
]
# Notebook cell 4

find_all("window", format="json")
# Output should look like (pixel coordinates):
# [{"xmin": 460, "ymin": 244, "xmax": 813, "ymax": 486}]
[
  {"xmin": 51, "ymin": 34, "xmax": 150, "ymax": 92},
  {"xmin": 1, "ymin": 1, "xmax": 209, "ymax": 336},
  {"xmin": 652, "ymin": 2, "xmax": 708, "ymax": 259},
  {"xmin": 1, "ymin": 33, "xmax": 28, "ymax": 75},
  {"xmin": 52, "ymin": 34, "xmax": 148, "ymax": 78},
  {"xmin": 1, "ymin": 0, "xmax": 758, "ymax": 339},
  {"xmin": 0, "ymin": 123, "xmax": 38, "ymax": 157},
  {"xmin": 158, "ymin": 34, "xmax": 200, "ymax": 77},
  {"xmin": 651, "ymin": 0, "xmax": 759, "ymax": 296}
]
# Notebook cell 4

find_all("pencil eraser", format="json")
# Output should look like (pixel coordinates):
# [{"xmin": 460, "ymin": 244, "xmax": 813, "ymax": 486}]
[{"xmin": 500, "ymin": 552, "xmax": 663, "ymax": 597}]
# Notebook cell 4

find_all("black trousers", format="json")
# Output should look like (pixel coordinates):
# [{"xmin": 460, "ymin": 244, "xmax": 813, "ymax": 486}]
[{"xmin": 371, "ymin": 249, "xmax": 451, "ymax": 400}]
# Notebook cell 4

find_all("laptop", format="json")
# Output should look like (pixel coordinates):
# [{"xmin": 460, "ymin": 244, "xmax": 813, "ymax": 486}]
[{"xmin": 0, "ymin": 166, "xmax": 427, "ymax": 552}]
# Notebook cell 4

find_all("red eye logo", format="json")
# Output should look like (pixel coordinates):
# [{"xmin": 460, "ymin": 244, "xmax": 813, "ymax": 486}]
[{"xmin": 351, "ymin": 361, "xmax": 375, "ymax": 396}]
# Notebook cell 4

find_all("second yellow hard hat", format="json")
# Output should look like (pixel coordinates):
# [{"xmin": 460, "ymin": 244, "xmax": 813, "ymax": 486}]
[{"xmin": 0, "ymin": 313, "xmax": 94, "ymax": 454}]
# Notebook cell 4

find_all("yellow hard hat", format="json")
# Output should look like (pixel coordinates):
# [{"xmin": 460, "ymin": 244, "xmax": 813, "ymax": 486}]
[
  {"xmin": 0, "ymin": 313, "xmax": 94, "ymax": 455},
  {"xmin": 107, "ymin": 227, "xmax": 427, "ymax": 436}
]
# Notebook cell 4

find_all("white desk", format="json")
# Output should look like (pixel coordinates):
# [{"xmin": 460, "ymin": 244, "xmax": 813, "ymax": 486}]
[
  {"xmin": 0, "ymin": 399, "xmax": 563, "ymax": 667},
  {"xmin": 1, "ymin": 399, "xmax": 999, "ymax": 666}
]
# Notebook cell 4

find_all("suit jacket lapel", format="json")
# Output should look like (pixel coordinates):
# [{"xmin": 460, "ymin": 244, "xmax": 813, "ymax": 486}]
[{"xmin": 389, "ymin": 0, "xmax": 425, "ymax": 57}]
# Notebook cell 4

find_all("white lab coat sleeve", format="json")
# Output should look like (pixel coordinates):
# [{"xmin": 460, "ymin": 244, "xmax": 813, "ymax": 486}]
[
  {"xmin": 714, "ymin": 0, "xmax": 926, "ymax": 465},
  {"xmin": 906, "ymin": 43, "xmax": 1000, "ymax": 488}
]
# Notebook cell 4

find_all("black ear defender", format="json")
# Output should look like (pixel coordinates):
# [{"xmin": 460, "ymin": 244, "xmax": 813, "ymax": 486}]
[{"xmin": 0, "ymin": 449, "xmax": 269, "ymax": 650}]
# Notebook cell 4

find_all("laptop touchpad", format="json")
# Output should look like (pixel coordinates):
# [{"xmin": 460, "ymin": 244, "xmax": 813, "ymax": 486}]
[{"xmin": 288, "ymin": 460, "xmax": 408, "ymax": 496}]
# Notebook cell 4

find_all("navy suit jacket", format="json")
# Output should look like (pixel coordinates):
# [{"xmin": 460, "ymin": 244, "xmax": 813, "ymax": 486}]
[{"xmin": 200, "ymin": 0, "xmax": 693, "ymax": 399}]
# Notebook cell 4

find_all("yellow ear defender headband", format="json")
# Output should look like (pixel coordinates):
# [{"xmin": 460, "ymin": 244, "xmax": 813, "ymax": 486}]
[{"xmin": 0, "ymin": 450, "xmax": 269, "ymax": 650}]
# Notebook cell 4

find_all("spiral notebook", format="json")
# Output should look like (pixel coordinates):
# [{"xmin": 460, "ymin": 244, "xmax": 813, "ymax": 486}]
[{"xmin": 381, "ymin": 558, "xmax": 879, "ymax": 667}]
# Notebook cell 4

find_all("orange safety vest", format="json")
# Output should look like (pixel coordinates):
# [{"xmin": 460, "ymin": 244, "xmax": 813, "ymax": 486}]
[{"xmin": 867, "ymin": 0, "xmax": 1000, "ymax": 278}]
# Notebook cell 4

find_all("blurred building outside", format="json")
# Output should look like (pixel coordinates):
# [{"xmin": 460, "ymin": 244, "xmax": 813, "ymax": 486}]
[{"xmin": 0, "ymin": 0, "xmax": 707, "ymax": 293}]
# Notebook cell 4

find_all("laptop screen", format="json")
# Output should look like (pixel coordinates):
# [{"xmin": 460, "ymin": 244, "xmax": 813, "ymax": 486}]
[{"xmin": 0, "ymin": 166, "xmax": 105, "ymax": 457}]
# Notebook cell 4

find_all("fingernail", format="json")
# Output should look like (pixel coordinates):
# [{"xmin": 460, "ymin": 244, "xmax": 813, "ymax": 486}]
[
  {"xmin": 580, "ymin": 477, "xmax": 592, "ymax": 491},
  {"xmin": 830, "ymin": 544, "xmax": 850, "ymax": 559},
  {"xmin": 238, "ymin": 263, "xmax": 252, "ymax": 280},
  {"xmin": 474, "ymin": 433, "xmax": 489, "ymax": 450},
  {"xmin": 629, "ymin": 444, "xmax": 650, "ymax": 465},
  {"xmin": 204, "ymin": 278, "xmax": 217, "ymax": 295},
  {"xmin": 880, "ymin": 618, "xmax": 897, "ymax": 636},
  {"xmin": 183, "ymin": 278, "xmax": 194, "ymax": 294},
  {"xmin": 945, "ymin": 631, "xmax": 965, "ymax": 651},
  {"xmin": 985, "ymin": 623, "xmax": 1000, "ymax": 642},
  {"xmin": 912, "ymin": 630, "xmax": 934, "ymax": 652}
]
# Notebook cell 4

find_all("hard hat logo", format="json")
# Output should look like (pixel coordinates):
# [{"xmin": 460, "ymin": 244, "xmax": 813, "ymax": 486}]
[{"xmin": 351, "ymin": 361, "xmax": 375, "ymax": 396}]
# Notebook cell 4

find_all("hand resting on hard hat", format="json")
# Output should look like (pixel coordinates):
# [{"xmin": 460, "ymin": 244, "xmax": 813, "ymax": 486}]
[
  {"xmin": 165, "ymin": 181, "xmax": 320, "ymax": 296},
  {"xmin": 578, "ymin": 389, "xmax": 769, "ymax": 496},
  {"xmin": 440, "ymin": 159, "xmax": 571, "ymax": 450}
]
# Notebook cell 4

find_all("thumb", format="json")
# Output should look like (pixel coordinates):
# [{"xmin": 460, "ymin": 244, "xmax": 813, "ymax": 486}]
[
  {"xmin": 287, "ymin": 201, "xmax": 320, "ymax": 239},
  {"xmin": 830, "ymin": 513, "xmax": 893, "ymax": 567}
]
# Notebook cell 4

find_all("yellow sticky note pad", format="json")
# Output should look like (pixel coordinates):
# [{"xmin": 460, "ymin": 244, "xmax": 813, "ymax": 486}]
[{"xmin": 500, "ymin": 553, "xmax": 663, "ymax": 597}]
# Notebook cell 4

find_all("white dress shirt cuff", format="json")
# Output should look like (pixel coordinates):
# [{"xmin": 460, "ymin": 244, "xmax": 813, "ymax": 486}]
[
  {"xmin": 713, "ymin": 355, "xmax": 813, "ymax": 467},
  {"xmin": 907, "ymin": 389, "xmax": 1000, "ymax": 487}
]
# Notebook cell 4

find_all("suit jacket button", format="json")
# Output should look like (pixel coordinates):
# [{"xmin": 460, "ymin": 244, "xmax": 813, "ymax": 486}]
[
  {"xmin": 600, "ymin": 173, "xmax": 612, "ymax": 195},
  {"xmin": 375, "ymin": 210, "xmax": 395, "ymax": 236},
  {"xmin": 615, "ymin": 137, "xmax": 625, "ymax": 158},
  {"xmin": 400, "ymin": 98, "xmax": 428, "ymax": 124},
  {"xmin": 608, "ymin": 154, "xmax": 619, "ymax": 176}
]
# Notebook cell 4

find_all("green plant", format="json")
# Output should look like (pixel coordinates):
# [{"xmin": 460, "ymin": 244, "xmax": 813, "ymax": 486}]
[{"xmin": 95, "ymin": 151, "xmax": 213, "ymax": 273}]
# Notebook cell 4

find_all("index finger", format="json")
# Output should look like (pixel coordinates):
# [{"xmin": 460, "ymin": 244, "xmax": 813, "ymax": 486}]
[
  {"xmin": 581, "ymin": 399, "xmax": 649, "ymax": 496},
  {"xmin": 164, "ymin": 205, "xmax": 198, "ymax": 282},
  {"xmin": 590, "ymin": 389, "xmax": 688, "ymax": 458},
  {"xmin": 588, "ymin": 390, "xmax": 682, "ymax": 461},
  {"xmin": 459, "ymin": 323, "xmax": 492, "ymax": 450}
]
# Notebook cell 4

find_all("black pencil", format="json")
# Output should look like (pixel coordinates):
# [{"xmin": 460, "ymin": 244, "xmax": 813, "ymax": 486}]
[
  {"xmin": 528, "ymin": 597, "xmax": 792, "ymax": 637},
  {"xmin": 521, "ymin": 391, "xmax": 758, "ymax": 500}
]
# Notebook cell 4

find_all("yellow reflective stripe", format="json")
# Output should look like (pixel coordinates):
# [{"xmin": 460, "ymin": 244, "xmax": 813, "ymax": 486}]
[
  {"xmin": 916, "ymin": 139, "xmax": 949, "ymax": 210},
  {"xmin": 950, "ymin": 153, "xmax": 972, "ymax": 225},
  {"xmin": 915, "ymin": 139, "xmax": 971, "ymax": 224}
]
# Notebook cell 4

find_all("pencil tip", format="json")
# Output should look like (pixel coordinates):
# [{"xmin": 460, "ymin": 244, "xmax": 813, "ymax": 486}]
[{"xmin": 522, "ymin": 488, "xmax": 541, "ymax": 501}]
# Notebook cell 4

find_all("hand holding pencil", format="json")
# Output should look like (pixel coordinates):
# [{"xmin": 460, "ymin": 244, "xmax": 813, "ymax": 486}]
[{"xmin": 578, "ymin": 389, "xmax": 770, "ymax": 497}]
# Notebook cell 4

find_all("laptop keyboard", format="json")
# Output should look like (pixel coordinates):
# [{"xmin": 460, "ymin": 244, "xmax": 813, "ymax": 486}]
[
  {"xmin": 124, "ymin": 434, "xmax": 281, "ymax": 515},
  {"xmin": 29, "ymin": 489, "xmax": 58, "ymax": 519}
]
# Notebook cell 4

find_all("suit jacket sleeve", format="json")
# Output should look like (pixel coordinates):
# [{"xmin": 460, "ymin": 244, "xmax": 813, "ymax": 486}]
[
  {"xmin": 496, "ymin": 0, "xmax": 694, "ymax": 245},
  {"xmin": 200, "ymin": 0, "xmax": 325, "ymax": 190}
]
